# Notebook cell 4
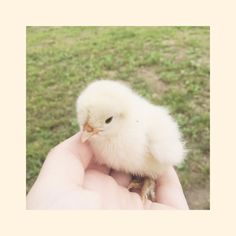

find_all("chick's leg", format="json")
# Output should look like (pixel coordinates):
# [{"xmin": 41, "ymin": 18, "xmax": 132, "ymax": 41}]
[
  {"xmin": 128, "ymin": 176, "xmax": 143, "ymax": 191},
  {"xmin": 141, "ymin": 177, "xmax": 156, "ymax": 202}
]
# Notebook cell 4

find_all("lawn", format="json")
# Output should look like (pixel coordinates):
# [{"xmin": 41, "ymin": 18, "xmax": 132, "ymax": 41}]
[{"xmin": 27, "ymin": 26, "xmax": 210, "ymax": 209}]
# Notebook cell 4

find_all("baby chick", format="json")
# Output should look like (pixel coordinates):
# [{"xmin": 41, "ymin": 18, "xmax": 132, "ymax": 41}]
[{"xmin": 76, "ymin": 80, "xmax": 186, "ymax": 201}]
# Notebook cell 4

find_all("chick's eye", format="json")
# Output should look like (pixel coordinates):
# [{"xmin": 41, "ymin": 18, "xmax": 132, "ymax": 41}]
[{"xmin": 105, "ymin": 116, "xmax": 113, "ymax": 124}]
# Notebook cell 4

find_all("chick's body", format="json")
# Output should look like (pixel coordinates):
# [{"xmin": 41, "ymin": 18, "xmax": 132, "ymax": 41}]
[
  {"xmin": 76, "ymin": 80, "xmax": 186, "ymax": 199},
  {"xmin": 88, "ymin": 103, "xmax": 179, "ymax": 179}
]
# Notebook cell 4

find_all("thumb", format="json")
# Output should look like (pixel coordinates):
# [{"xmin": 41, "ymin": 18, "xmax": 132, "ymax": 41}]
[{"xmin": 51, "ymin": 132, "xmax": 93, "ymax": 169}]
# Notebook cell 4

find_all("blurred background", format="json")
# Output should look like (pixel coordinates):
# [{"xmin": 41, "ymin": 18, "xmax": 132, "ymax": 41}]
[{"xmin": 27, "ymin": 26, "xmax": 210, "ymax": 209}]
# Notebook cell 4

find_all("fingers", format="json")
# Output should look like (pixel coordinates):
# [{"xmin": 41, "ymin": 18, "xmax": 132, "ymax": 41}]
[
  {"xmin": 155, "ymin": 167, "xmax": 189, "ymax": 209},
  {"xmin": 87, "ymin": 160, "xmax": 132, "ymax": 188},
  {"xmin": 86, "ymin": 165, "xmax": 132, "ymax": 188},
  {"xmin": 83, "ymin": 170, "xmax": 144, "ymax": 209},
  {"xmin": 144, "ymin": 200, "xmax": 175, "ymax": 210},
  {"xmin": 83, "ymin": 170, "xmax": 174, "ymax": 209},
  {"xmin": 87, "ymin": 160, "xmax": 111, "ymax": 174},
  {"xmin": 110, "ymin": 170, "xmax": 132, "ymax": 188}
]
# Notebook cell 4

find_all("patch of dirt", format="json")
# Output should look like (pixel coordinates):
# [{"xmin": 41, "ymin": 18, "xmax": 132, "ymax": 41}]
[
  {"xmin": 104, "ymin": 70, "xmax": 117, "ymax": 79},
  {"xmin": 185, "ymin": 180, "xmax": 210, "ymax": 209},
  {"xmin": 136, "ymin": 67, "xmax": 168, "ymax": 98}
]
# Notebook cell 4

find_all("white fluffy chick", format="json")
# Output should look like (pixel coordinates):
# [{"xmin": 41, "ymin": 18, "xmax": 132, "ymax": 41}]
[{"xmin": 76, "ymin": 80, "xmax": 186, "ymax": 201}]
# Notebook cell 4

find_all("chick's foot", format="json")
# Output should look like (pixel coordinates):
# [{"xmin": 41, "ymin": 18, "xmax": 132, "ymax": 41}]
[
  {"xmin": 141, "ymin": 177, "xmax": 156, "ymax": 202},
  {"xmin": 128, "ymin": 176, "xmax": 143, "ymax": 191}
]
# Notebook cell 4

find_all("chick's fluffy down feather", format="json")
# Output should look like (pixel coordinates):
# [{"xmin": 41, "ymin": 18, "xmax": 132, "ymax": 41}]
[{"xmin": 76, "ymin": 80, "xmax": 186, "ymax": 179}]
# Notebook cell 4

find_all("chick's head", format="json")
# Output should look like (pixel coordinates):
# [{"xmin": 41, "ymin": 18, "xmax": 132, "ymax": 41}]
[{"xmin": 76, "ymin": 80, "xmax": 133, "ymax": 143}]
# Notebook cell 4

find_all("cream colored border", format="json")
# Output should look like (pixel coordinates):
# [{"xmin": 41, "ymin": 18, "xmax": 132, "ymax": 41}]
[{"xmin": 1, "ymin": 0, "xmax": 236, "ymax": 235}]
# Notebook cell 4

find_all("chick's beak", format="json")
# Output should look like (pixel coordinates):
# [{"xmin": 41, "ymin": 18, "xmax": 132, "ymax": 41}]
[{"xmin": 81, "ymin": 122, "xmax": 99, "ymax": 143}]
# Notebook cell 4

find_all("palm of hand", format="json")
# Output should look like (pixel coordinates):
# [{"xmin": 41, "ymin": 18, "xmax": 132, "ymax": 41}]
[{"xmin": 26, "ymin": 133, "xmax": 188, "ymax": 209}]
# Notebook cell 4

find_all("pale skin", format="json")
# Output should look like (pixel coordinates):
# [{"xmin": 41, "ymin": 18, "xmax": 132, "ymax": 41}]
[{"xmin": 26, "ymin": 132, "xmax": 189, "ymax": 209}]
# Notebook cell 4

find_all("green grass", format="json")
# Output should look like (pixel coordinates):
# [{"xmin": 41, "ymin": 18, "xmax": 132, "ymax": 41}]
[{"xmin": 27, "ymin": 26, "xmax": 210, "ymax": 209}]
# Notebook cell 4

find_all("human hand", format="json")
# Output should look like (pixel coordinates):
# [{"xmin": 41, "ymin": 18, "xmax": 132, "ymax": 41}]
[{"xmin": 26, "ymin": 133, "xmax": 189, "ymax": 209}]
